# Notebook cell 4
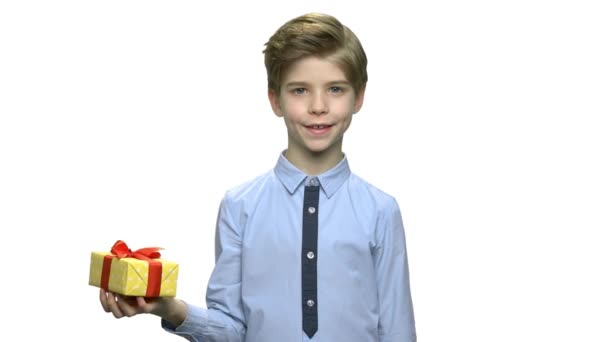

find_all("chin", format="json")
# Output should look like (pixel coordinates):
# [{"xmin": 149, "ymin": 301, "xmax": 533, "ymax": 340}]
[{"xmin": 305, "ymin": 144, "xmax": 334, "ymax": 155}]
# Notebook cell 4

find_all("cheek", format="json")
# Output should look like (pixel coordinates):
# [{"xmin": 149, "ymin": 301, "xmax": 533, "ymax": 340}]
[
  {"xmin": 343, "ymin": 116, "xmax": 353, "ymax": 130},
  {"xmin": 279, "ymin": 98, "xmax": 296, "ymax": 113},
  {"xmin": 337, "ymin": 102, "xmax": 357, "ymax": 118},
  {"xmin": 337, "ymin": 96, "xmax": 358, "ymax": 113}
]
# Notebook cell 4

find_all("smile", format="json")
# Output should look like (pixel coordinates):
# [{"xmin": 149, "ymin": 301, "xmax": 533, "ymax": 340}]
[{"xmin": 305, "ymin": 124, "xmax": 333, "ymax": 135}]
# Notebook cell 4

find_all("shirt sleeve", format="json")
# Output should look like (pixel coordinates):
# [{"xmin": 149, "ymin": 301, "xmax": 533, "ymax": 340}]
[
  {"xmin": 162, "ymin": 195, "xmax": 247, "ymax": 341},
  {"xmin": 374, "ymin": 198, "xmax": 417, "ymax": 342}
]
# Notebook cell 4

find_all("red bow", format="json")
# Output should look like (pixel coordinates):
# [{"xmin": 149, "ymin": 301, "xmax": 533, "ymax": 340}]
[
  {"xmin": 110, "ymin": 240, "xmax": 163, "ymax": 260},
  {"xmin": 101, "ymin": 240, "xmax": 164, "ymax": 297}
]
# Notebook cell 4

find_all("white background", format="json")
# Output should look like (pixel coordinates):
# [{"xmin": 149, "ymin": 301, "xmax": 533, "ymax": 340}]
[{"xmin": 1, "ymin": 1, "xmax": 607, "ymax": 341}]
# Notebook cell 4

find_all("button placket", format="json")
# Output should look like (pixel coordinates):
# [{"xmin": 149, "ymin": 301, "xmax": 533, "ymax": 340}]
[{"xmin": 301, "ymin": 181, "xmax": 319, "ymax": 338}]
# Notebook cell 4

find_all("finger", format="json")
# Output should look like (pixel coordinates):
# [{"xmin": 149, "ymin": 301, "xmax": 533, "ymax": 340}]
[
  {"xmin": 136, "ymin": 296, "xmax": 148, "ymax": 308},
  {"xmin": 135, "ymin": 296, "xmax": 157, "ymax": 314},
  {"xmin": 99, "ymin": 289, "xmax": 111, "ymax": 313},
  {"xmin": 116, "ymin": 295, "xmax": 139, "ymax": 317},
  {"xmin": 107, "ymin": 292, "xmax": 125, "ymax": 319}
]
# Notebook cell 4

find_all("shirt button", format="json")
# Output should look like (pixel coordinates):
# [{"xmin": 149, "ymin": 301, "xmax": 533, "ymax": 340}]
[
  {"xmin": 308, "ymin": 177, "xmax": 319, "ymax": 186},
  {"xmin": 306, "ymin": 299, "xmax": 315, "ymax": 307},
  {"xmin": 308, "ymin": 206, "xmax": 316, "ymax": 214},
  {"xmin": 307, "ymin": 251, "xmax": 315, "ymax": 259}
]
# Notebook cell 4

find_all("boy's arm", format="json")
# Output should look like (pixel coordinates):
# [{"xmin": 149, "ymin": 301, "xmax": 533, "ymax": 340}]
[
  {"xmin": 162, "ymin": 196, "xmax": 246, "ymax": 341},
  {"xmin": 374, "ymin": 198, "xmax": 417, "ymax": 342}
]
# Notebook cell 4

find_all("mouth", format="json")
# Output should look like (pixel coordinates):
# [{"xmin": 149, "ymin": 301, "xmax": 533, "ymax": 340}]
[
  {"xmin": 306, "ymin": 124, "xmax": 332, "ymax": 129},
  {"xmin": 305, "ymin": 124, "xmax": 333, "ymax": 135}
]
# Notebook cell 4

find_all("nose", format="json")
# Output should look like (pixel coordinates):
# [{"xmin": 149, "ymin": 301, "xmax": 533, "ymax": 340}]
[{"xmin": 309, "ymin": 91, "xmax": 328, "ymax": 115}]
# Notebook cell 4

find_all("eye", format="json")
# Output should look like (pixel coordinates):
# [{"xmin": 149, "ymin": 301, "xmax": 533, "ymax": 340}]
[
  {"xmin": 292, "ymin": 88, "xmax": 306, "ymax": 95},
  {"xmin": 329, "ymin": 86, "xmax": 343, "ymax": 94}
]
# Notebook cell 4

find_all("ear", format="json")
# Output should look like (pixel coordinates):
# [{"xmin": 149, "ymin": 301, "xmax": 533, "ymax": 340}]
[
  {"xmin": 353, "ymin": 85, "xmax": 366, "ymax": 114},
  {"xmin": 268, "ymin": 89, "xmax": 283, "ymax": 117}
]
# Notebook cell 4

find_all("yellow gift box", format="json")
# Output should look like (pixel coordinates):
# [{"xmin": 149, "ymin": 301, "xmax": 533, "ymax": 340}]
[{"xmin": 89, "ymin": 240, "xmax": 178, "ymax": 297}]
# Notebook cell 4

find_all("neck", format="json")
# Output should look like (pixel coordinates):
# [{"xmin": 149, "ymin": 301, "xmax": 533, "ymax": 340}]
[{"xmin": 284, "ymin": 148, "xmax": 343, "ymax": 175}]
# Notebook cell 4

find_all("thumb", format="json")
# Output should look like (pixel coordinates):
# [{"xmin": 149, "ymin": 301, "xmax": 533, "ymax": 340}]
[{"xmin": 136, "ymin": 296, "xmax": 148, "ymax": 307}]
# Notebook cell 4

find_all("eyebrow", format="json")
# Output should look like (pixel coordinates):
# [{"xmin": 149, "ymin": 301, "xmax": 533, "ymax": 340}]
[{"xmin": 285, "ymin": 80, "xmax": 351, "ymax": 88}]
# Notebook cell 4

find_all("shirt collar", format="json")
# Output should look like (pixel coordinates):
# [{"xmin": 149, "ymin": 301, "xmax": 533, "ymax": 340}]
[{"xmin": 274, "ymin": 151, "xmax": 351, "ymax": 198}]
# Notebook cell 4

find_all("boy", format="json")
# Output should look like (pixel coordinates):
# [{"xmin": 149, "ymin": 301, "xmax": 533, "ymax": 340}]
[{"xmin": 99, "ymin": 12, "xmax": 416, "ymax": 341}]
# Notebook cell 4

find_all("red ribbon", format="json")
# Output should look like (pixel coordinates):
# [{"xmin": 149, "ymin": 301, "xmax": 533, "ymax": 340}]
[{"xmin": 100, "ymin": 240, "xmax": 164, "ymax": 297}]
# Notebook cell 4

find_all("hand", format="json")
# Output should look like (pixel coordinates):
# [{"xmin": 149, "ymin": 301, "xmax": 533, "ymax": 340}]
[
  {"xmin": 99, "ymin": 289, "xmax": 154, "ymax": 318},
  {"xmin": 99, "ymin": 289, "xmax": 186, "ymax": 325}
]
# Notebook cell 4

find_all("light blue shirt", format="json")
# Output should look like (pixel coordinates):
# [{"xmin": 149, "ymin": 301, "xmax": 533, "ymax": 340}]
[{"xmin": 163, "ymin": 153, "xmax": 416, "ymax": 341}]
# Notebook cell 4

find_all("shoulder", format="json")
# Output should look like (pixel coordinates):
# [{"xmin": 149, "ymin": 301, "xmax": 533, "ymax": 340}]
[
  {"xmin": 347, "ymin": 173, "xmax": 400, "ymax": 213},
  {"xmin": 346, "ymin": 173, "xmax": 404, "ymax": 247},
  {"xmin": 221, "ymin": 169, "xmax": 275, "ymax": 206},
  {"xmin": 348, "ymin": 173, "xmax": 405, "ymax": 245},
  {"xmin": 214, "ymin": 169, "xmax": 275, "ymax": 230}
]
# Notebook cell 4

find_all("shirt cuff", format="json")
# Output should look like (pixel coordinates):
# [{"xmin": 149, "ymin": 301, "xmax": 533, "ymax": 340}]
[{"xmin": 161, "ymin": 302, "xmax": 208, "ymax": 338}]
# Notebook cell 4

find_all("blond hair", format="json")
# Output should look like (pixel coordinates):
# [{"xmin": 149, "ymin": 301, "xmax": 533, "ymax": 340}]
[{"xmin": 263, "ymin": 13, "xmax": 368, "ymax": 96}]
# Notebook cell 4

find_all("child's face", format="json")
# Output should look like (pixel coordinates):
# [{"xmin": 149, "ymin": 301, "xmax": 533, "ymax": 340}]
[{"xmin": 269, "ymin": 56, "xmax": 365, "ymax": 160}]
